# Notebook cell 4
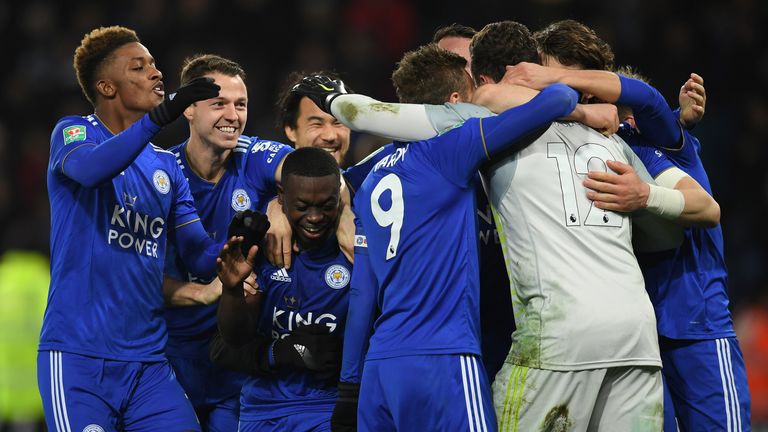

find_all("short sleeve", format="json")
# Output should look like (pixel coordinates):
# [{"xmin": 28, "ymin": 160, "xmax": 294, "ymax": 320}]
[
  {"xmin": 630, "ymin": 140, "xmax": 676, "ymax": 179},
  {"xmin": 242, "ymin": 138, "xmax": 293, "ymax": 195}
]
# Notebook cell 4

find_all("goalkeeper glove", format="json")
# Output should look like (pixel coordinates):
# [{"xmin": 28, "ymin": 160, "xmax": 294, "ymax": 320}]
[
  {"xmin": 291, "ymin": 75, "xmax": 350, "ymax": 114},
  {"xmin": 269, "ymin": 323, "xmax": 342, "ymax": 377},
  {"xmin": 227, "ymin": 210, "xmax": 270, "ymax": 257},
  {"xmin": 330, "ymin": 382, "xmax": 360, "ymax": 432},
  {"xmin": 149, "ymin": 77, "xmax": 220, "ymax": 126}
]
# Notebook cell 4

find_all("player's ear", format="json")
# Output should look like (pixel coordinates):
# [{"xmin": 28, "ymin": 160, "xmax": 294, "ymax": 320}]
[
  {"xmin": 448, "ymin": 91, "xmax": 461, "ymax": 103},
  {"xmin": 284, "ymin": 125, "xmax": 298, "ymax": 144},
  {"xmin": 183, "ymin": 104, "xmax": 195, "ymax": 121},
  {"xmin": 277, "ymin": 184, "xmax": 285, "ymax": 206},
  {"xmin": 96, "ymin": 79, "xmax": 116, "ymax": 99},
  {"xmin": 477, "ymin": 74, "xmax": 495, "ymax": 86}
]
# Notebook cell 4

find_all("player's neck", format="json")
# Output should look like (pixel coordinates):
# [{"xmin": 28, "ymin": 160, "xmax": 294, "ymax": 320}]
[
  {"xmin": 185, "ymin": 135, "xmax": 231, "ymax": 183},
  {"xmin": 94, "ymin": 104, "xmax": 145, "ymax": 135}
]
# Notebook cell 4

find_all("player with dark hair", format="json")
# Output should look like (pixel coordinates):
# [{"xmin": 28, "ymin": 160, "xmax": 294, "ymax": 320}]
[
  {"xmin": 470, "ymin": 21, "xmax": 540, "ymax": 87},
  {"xmin": 534, "ymin": 19, "xmax": 615, "ymax": 72},
  {"xmin": 38, "ymin": 26, "xmax": 235, "ymax": 431},
  {"xmin": 213, "ymin": 146, "xmax": 351, "ymax": 431},
  {"xmin": 504, "ymin": 21, "xmax": 750, "ymax": 432},
  {"xmin": 161, "ymin": 53, "xmax": 293, "ymax": 431},
  {"xmin": 276, "ymin": 71, "xmax": 351, "ymax": 166},
  {"xmin": 432, "ymin": 23, "xmax": 476, "ymax": 78}
]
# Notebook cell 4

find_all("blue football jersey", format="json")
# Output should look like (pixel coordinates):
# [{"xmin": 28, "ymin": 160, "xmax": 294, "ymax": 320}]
[
  {"xmin": 163, "ymin": 136, "xmax": 292, "ymax": 358},
  {"xmin": 354, "ymin": 134, "xmax": 486, "ymax": 358},
  {"xmin": 343, "ymin": 144, "xmax": 394, "ymax": 194},
  {"xmin": 41, "ymin": 114, "xmax": 202, "ymax": 361},
  {"xmin": 345, "ymin": 143, "xmax": 512, "ymax": 377},
  {"xmin": 624, "ymin": 128, "xmax": 734, "ymax": 339},
  {"xmin": 239, "ymin": 237, "xmax": 351, "ymax": 422}
]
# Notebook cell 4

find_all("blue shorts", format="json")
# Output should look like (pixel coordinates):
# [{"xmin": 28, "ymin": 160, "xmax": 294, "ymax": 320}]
[
  {"xmin": 238, "ymin": 411, "xmax": 330, "ymax": 432},
  {"xmin": 660, "ymin": 336, "xmax": 751, "ymax": 432},
  {"xmin": 38, "ymin": 350, "xmax": 200, "ymax": 432},
  {"xmin": 169, "ymin": 354, "xmax": 242, "ymax": 432},
  {"xmin": 359, "ymin": 354, "xmax": 496, "ymax": 432}
]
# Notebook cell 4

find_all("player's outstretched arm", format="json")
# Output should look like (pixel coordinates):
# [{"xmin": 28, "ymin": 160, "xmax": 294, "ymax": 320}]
[
  {"xmin": 333, "ymin": 227, "xmax": 377, "ymax": 431},
  {"xmin": 584, "ymin": 161, "xmax": 720, "ymax": 227},
  {"xmin": 473, "ymin": 83, "xmax": 619, "ymax": 135},
  {"xmin": 60, "ymin": 78, "xmax": 220, "ymax": 188},
  {"xmin": 477, "ymin": 83, "xmax": 578, "ymax": 156},
  {"xmin": 291, "ymin": 76, "xmax": 438, "ymax": 141},
  {"xmin": 162, "ymin": 275, "xmax": 222, "ymax": 306},
  {"xmin": 332, "ymin": 94, "xmax": 438, "ymax": 141},
  {"xmin": 503, "ymin": 63, "xmax": 679, "ymax": 147}
]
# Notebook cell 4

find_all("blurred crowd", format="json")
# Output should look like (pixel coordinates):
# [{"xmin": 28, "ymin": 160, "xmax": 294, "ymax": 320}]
[{"xmin": 0, "ymin": 0, "xmax": 766, "ymax": 428}]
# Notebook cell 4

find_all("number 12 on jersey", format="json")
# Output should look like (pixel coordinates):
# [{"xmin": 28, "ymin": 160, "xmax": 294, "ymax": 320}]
[
  {"xmin": 547, "ymin": 141, "xmax": 624, "ymax": 228},
  {"xmin": 371, "ymin": 173, "xmax": 404, "ymax": 260}
]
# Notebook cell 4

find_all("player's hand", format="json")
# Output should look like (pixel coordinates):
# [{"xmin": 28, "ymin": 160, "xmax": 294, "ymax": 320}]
[
  {"xmin": 291, "ymin": 75, "xmax": 350, "ymax": 113},
  {"xmin": 678, "ymin": 73, "xmax": 706, "ymax": 128},
  {"xmin": 149, "ymin": 77, "xmax": 220, "ymax": 126},
  {"xmin": 242, "ymin": 272, "xmax": 260, "ymax": 296},
  {"xmin": 265, "ymin": 199, "xmax": 293, "ymax": 269},
  {"xmin": 502, "ymin": 62, "xmax": 562, "ymax": 90},
  {"xmin": 330, "ymin": 382, "xmax": 360, "ymax": 432},
  {"xmin": 583, "ymin": 160, "xmax": 650, "ymax": 212},
  {"xmin": 216, "ymin": 236, "xmax": 258, "ymax": 291},
  {"xmin": 272, "ymin": 323, "xmax": 342, "ymax": 376},
  {"xmin": 228, "ymin": 210, "xmax": 270, "ymax": 258},
  {"xmin": 569, "ymin": 103, "xmax": 619, "ymax": 136}
]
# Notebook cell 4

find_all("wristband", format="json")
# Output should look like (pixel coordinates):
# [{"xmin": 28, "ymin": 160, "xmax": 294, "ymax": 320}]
[{"xmin": 646, "ymin": 184, "xmax": 684, "ymax": 219}]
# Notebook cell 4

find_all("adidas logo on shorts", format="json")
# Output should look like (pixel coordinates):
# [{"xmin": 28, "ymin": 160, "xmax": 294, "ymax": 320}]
[{"xmin": 270, "ymin": 268, "xmax": 291, "ymax": 282}]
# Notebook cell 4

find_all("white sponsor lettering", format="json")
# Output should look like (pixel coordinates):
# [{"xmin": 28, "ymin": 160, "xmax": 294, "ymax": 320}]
[
  {"xmin": 107, "ymin": 204, "xmax": 165, "ymax": 257},
  {"xmin": 374, "ymin": 145, "xmax": 409, "ymax": 172},
  {"xmin": 271, "ymin": 307, "xmax": 339, "ymax": 338}
]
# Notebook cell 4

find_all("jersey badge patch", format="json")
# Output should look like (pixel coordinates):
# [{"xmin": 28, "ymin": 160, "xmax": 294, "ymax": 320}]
[
  {"xmin": 270, "ymin": 268, "xmax": 292, "ymax": 282},
  {"xmin": 153, "ymin": 170, "xmax": 171, "ymax": 194},
  {"xmin": 325, "ymin": 264, "xmax": 350, "ymax": 290},
  {"xmin": 231, "ymin": 188, "xmax": 252, "ymax": 211},
  {"xmin": 63, "ymin": 125, "xmax": 87, "ymax": 145},
  {"xmin": 354, "ymin": 234, "xmax": 367, "ymax": 248},
  {"xmin": 82, "ymin": 425, "xmax": 105, "ymax": 432}
]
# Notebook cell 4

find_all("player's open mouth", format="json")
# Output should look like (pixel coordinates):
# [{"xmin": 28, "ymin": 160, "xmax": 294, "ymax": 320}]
[
  {"xmin": 216, "ymin": 126, "xmax": 238, "ymax": 135},
  {"xmin": 152, "ymin": 82, "xmax": 165, "ymax": 97},
  {"xmin": 319, "ymin": 146, "xmax": 340, "ymax": 158},
  {"xmin": 301, "ymin": 225, "xmax": 327, "ymax": 239}
]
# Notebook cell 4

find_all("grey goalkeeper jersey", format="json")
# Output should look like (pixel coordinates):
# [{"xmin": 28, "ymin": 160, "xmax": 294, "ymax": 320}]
[{"xmin": 487, "ymin": 122, "xmax": 660, "ymax": 370}]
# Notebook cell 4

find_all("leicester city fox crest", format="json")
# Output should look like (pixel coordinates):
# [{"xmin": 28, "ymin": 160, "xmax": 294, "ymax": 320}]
[
  {"xmin": 325, "ymin": 264, "xmax": 350, "ymax": 290},
  {"xmin": 231, "ymin": 188, "xmax": 251, "ymax": 211},
  {"xmin": 152, "ymin": 169, "xmax": 171, "ymax": 194}
]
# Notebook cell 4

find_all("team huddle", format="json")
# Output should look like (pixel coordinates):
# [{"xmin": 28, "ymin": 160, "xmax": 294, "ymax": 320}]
[{"xmin": 40, "ymin": 18, "xmax": 750, "ymax": 432}]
